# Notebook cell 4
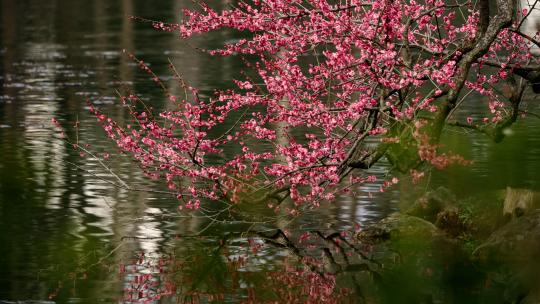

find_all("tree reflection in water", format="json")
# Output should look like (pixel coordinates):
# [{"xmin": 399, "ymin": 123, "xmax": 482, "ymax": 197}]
[{"xmin": 117, "ymin": 227, "xmax": 371, "ymax": 303}]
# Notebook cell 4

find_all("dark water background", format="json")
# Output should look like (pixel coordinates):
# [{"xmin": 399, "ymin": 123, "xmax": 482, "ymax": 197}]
[{"xmin": 1, "ymin": 0, "xmax": 540, "ymax": 302}]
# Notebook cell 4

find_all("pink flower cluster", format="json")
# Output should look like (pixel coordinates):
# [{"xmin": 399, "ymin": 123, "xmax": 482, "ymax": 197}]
[{"xmin": 88, "ymin": 1, "xmax": 534, "ymax": 208}]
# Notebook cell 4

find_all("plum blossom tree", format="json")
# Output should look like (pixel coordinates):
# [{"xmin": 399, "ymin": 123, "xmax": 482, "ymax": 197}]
[{"xmin": 81, "ymin": 0, "xmax": 540, "ymax": 211}]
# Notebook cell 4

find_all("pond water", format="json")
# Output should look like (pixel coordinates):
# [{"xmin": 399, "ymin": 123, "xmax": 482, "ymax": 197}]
[{"xmin": 1, "ymin": 1, "xmax": 540, "ymax": 303}]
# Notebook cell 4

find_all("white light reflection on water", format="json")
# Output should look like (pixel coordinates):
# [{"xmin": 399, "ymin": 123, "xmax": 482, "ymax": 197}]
[{"xmin": 20, "ymin": 43, "xmax": 68, "ymax": 211}]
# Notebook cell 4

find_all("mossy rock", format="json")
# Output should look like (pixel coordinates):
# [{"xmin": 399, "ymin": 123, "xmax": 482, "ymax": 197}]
[
  {"xmin": 357, "ymin": 213, "xmax": 471, "ymax": 303},
  {"xmin": 472, "ymin": 210, "xmax": 540, "ymax": 303},
  {"xmin": 372, "ymin": 213, "xmax": 442, "ymax": 239},
  {"xmin": 404, "ymin": 187, "xmax": 471, "ymax": 237},
  {"xmin": 405, "ymin": 187, "xmax": 457, "ymax": 222},
  {"xmin": 358, "ymin": 213, "xmax": 457, "ymax": 261},
  {"xmin": 473, "ymin": 209, "xmax": 540, "ymax": 265}
]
